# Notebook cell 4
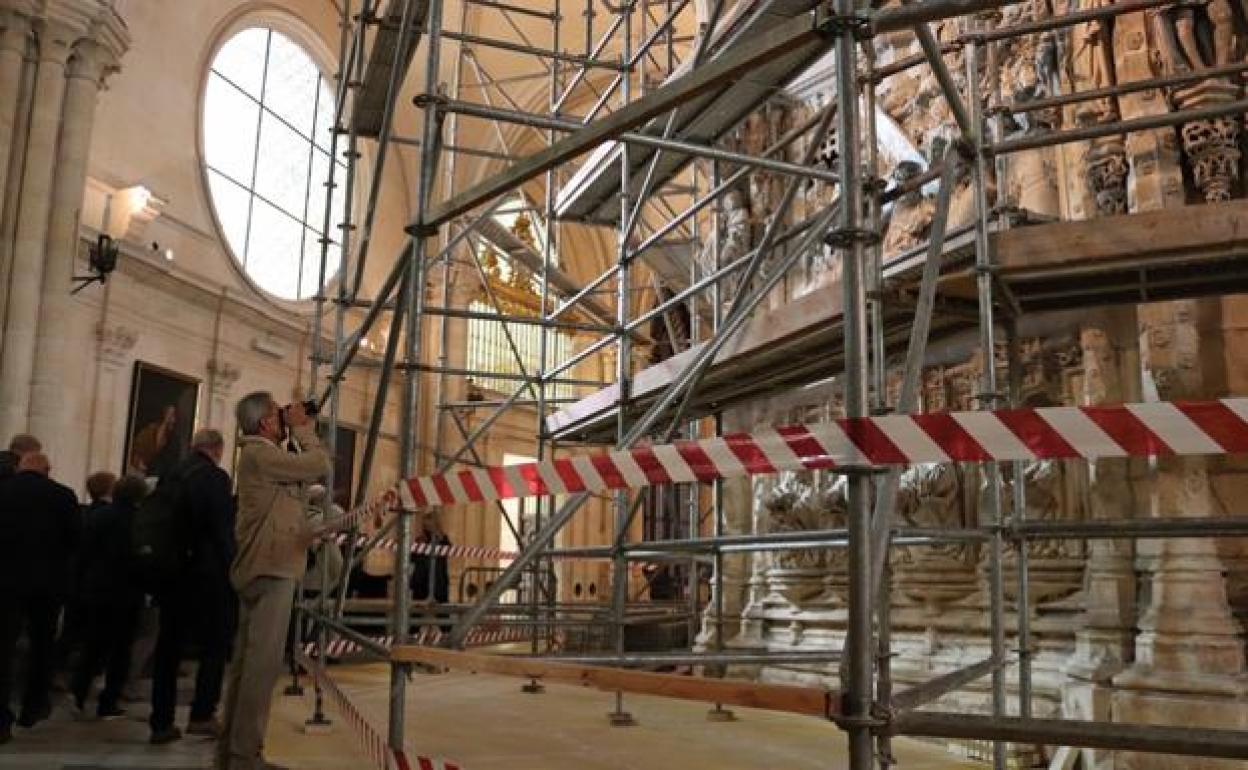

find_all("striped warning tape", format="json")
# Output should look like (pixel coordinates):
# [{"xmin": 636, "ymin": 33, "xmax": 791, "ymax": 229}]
[
  {"xmin": 332, "ymin": 534, "xmax": 522, "ymax": 561},
  {"xmin": 306, "ymin": 626, "xmax": 537, "ymax": 658},
  {"xmin": 328, "ymin": 398, "xmax": 1248, "ymax": 525},
  {"xmin": 295, "ymin": 651, "xmax": 463, "ymax": 770}
]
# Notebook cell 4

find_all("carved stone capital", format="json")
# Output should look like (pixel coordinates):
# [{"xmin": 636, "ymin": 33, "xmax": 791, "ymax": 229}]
[
  {"xmin": 95, "ymin": 323, "xmax": 137, "ymax": 368},
  {"xmin": 207, "ymin": 358, "xmax": 242, "ymax": 397},
  {"xmin": 33, "ymin": 16, "xmax": 76, "ymax": 66},
  {"xmin": 67, "ymin": 36, "xmax": 114, "ymax": 85},
  {"xmin": 1084, "ymin": 138, "xmax": 1128, "ymax": 216},
  {"xmin": 0, "ymin": 10, "xmax": 31, "ymax": 56}
]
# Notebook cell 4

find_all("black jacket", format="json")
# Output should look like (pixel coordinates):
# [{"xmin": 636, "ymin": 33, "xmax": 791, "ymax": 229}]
[
  {"xmin": 0, "ymin": 450, "xmax": 18, "ymax": 483},
  {"xmin": 0, "ymin": 470, "xmax": 82, "ymax": 596},
  {"xmin": 78, "ymin": 500, "xmax": 143, "ymax": 607},
  {"xmin": 410, "ymin": 533, "xmax": 451, "ymax": 603},
  {"xmin": 176, "ymin": 451, "xmax": 236, "ymax": 580}
]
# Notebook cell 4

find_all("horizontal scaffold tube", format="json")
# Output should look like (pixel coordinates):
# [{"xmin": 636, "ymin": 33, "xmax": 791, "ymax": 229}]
[
  {"xmin": 892, "ymin": 712, "xmax": 1248, "ymax": 759},
  {"xmin": 390, "ymin": 646, "xmax": 841, "ymax": 718}
]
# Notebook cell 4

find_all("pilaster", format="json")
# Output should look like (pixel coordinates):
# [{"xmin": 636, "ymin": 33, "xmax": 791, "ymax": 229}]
[
  {"xmin": 29, "ymin": 34, "xmax": 117, "ymax": 467},
  {"xmin": 0, "ymin": 16, "xmax": 75, "ymax": 439},
  {"xmin": 86, "ymin": 322, "xmax": 137, "ymax": 477},
  {"xmin": 1111, "ymin": 300, "xmax": 1248, "ymax": 770}
]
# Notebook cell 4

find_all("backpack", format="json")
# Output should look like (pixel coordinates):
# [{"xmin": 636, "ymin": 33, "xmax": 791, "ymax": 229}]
[{"xmin": 130, "ymin": 462, "xmax": 203, "ymax": 589}]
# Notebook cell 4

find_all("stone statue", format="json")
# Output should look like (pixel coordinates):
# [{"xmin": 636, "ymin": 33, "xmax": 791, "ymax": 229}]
[{"xmin": 1147, "ymin": 0, "xmax": 1243, "ymax": 201}]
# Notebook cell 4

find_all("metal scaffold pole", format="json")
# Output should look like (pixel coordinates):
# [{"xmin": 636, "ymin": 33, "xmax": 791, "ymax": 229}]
[
  {"xmin": 608, "ymin": 0, "xmax": 635, "ymax": 728},
  {"xmin": 392, "ymin": 0, "xmax": 445, "ymax": 753},
  {"xmin": 965, "ymin": 17, "xmax": 1009, "ymax": 770},
  {"xmin": 832, "ymin": 0, "xmax": 873, "ymax": 767}
]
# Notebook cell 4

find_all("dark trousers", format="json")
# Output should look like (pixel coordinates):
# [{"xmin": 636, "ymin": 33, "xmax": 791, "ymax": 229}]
[
  {"xmin": 53, "ymin": 597, "xmax": 87, "ymax": 675},
  {"xmin": 71, "ymin": 601, "xmax": 139, "ymax": 712},
  {"xmin": 150, "ymin": 575, "xmax": 235, "ymax": 731},
  {"xmin": 0, "ymin": 592, "xmax": 60, "ymax": 728}
]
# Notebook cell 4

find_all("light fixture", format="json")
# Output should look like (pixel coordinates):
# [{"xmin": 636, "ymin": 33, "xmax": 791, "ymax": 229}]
[{"xmin": 72, "ymin": 234, "xmax": 119, "ymax": 295}]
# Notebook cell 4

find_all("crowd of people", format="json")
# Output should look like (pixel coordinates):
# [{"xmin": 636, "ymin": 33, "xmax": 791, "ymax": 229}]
[{"xmin": 0, "ymin": 391, "xmax": 334, "ymax": 770}]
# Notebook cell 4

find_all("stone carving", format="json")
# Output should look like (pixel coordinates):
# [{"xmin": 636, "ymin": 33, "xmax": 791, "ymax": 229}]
[
  {"xmin": 894, "ymin": 462, "xmax": 979, "ymax": 611},
  {"xmin": 207, "ymin": 357, "xmax": 242, "ymax": 397},
  {"xmin": 95, "ymin": 323, "xmax": 137, "ymax": 368},
  {"xmin": 1145, "ymin": 0, "xmax": 1245, "ymax": 202},
  {"xmin": 882, "ymin": 161, "xmax": 937, "ymax": 256},
  {"xmin": 1178, "ymin": 112, "xmax": 1241, "ymax": 202},
  {"xmin": 1085, "ymin": 139, "xmax": 1130, "ymax": 214},
  {"xmin": 760, "ymin": 470, "xmax": 847, "ymax": 573}
]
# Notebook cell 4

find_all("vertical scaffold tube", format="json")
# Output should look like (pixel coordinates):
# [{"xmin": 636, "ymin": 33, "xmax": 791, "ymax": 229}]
[
  {"xmin": 834, "ymin": 1, "xmax": 874, "ymax": 767},
  {"xmin": 392, "ymin": 0, "xmax": 444, "ymax": 753},
  {"xmin": 966, "ymin": 26, "xmax": 1009, "ymax": 770},
  {"xmin": 609, "ymin": 0, "xmax": 634, "ymax": 725}
]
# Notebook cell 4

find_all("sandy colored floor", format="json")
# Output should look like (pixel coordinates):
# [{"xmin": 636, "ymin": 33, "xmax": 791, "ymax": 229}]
[{"xmin": 0, "ymin": 663, "xmax": 982, "ymax": 769}]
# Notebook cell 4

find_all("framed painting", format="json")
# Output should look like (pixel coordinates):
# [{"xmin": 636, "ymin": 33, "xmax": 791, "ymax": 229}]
[{"xmin": 123, "ymin": 361, "xmax": 200, "ymax": 480}]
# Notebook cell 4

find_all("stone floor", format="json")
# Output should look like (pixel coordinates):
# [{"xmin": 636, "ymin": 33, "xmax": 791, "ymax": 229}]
[{"xmin": 0, "ymin": 663, "xmax": 982, "ymax": 769}]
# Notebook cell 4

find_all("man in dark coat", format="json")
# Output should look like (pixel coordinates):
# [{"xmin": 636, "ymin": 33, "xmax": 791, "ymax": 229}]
[
  {"xmin": 71, "ymin": 475, "xmax": 147, "ymax": 719},
  {"xmin": 0, "ymin": 434, "xmax": 41, "ymax": 482},
  {"xmin": 51, "ymin": 471, "xmax": 114, "ymax": 685},
  {"xmin": 0, "ymin": 452, "xmax": 82, "ymax": 742},
  {"xmin": 149, "ymin": 428, "xmax": 237, "ymax": 744},
  {"xmin": 410, "ymin": 513, "xmax": 452, "ymax": 634}
]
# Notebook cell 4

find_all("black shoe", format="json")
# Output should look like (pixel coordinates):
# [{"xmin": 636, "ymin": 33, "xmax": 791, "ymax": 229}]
[
  {"xmin": 0, "ymin": 723, "xmax": 11, "ymax": 744},
  {"xmin": 97, "ymin": 704, "xmax": 126, "ymax": 721},
  {"xmin": 149, "ymin": 726, "xmax": 183, "ymax": 745},
  {"xmin": 16, "ymin": 704, "xmax": 50, "ymax": 728}
]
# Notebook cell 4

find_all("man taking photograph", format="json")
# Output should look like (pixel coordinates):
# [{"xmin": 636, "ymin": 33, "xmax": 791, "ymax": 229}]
[{"xmin": 217, "ymin": 393, "xmax": 330, "ymax": 770}]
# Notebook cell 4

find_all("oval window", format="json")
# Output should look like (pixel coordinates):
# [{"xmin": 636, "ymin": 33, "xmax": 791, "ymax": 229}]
[{"xmin": 202, "ymin": 25, "xmax": 344, "ymax": 301}]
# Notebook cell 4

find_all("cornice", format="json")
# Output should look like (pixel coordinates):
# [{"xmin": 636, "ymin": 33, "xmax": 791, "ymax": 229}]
[
  {"xmin": 87, "ymin": 1, "xmax": 127, "ymax": 64},
  {"xmin": 90, "ymin": 230, "xmax": 312, "ymax": 345},
  {"xmin": 37, "ymin": 0, "xmax": 96, "ymax": 39}
]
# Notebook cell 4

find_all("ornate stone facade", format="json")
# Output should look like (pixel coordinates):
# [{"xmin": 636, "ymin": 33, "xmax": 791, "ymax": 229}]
[{"xmin": 703, "ymin": 5, "xmax": 1248, "ymax": 757}]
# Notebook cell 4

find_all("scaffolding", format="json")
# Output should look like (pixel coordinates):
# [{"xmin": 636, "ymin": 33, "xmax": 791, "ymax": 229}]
[{"xmin": 296, "ymin": 0, "xmax": 1248, "ymax": 767}]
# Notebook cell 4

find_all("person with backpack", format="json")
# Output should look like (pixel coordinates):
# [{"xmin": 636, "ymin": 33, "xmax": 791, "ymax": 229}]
[
  {"xmin": 70, "ymin": 475, "xmax": 147, "ymax": 720},
  {"xmin": 218, "ymin": 393, "xmax": 329, "ymax": 770},
  {"xmin": 147, "ymin": 428, "xmax": 236, "ymax": 744}
]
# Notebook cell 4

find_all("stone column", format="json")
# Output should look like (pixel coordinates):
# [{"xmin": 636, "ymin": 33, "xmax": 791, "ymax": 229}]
[
  {"xmin": 1112, "ymin": 9, "xmax": 1185, "ymax": 212},
  {"xmin": 0, "ymin": 11, "xmax": 30, "ymax": 217},
  {"xmin": 28, "ymin": 35, "xmax": 118, "ymax": 472},
  {"xmin": 0, "ymin": 18, "xmax": 75, "ymax": 439},
  {"xmin": 1062, "ymin": 307, "xmax": 1141, "ymax": 770},
  {"xmin": 1112, "ymin": 300, "xmax": 1248, "ymax": 770},
  {"xmin": 0, "ymin": 15, "xmax": 34, "ymax": 363},
  {"xmin": 206, "ymin": 358, "xmax": 241, "ymax": 428}
]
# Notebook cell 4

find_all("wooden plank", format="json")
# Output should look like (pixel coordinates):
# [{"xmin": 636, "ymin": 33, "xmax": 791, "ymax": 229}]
[
  {"xmin": 391, "ymin": 645, "xmax": 839, "ymax": 718},
  {"xmin": 416, "ymin": 13, "xmax": 830, "ymax": 230},
  {"xmin": 994, "ymin": 197, "xmax": 1248, "ymax": 275},
  {"xmin": 353, "ymin": 1, "xmax": 430, "ymax": 137}
]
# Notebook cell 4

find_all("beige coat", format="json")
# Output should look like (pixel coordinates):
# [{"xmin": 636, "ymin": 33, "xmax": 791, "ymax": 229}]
[{"xmin": 231, "ymin": 423, "xmax": 332, "ymax": 590}]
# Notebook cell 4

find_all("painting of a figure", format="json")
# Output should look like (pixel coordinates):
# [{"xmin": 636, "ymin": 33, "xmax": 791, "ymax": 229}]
[{"xmin": 124, "ymin": 362, "xmax": 199, "ymax": 480}]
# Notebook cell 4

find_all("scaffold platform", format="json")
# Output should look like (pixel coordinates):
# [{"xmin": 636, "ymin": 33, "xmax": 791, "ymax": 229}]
[{"xmin": 547, "ymin": 199, "xmax": 1248, "ymax": 442}]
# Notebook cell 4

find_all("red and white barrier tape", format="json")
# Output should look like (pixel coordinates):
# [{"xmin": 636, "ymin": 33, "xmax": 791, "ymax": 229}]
[
  {"xmin": 306, "ymin": 626, "xmax": 536, "ymax": 658},
  {"xmin": 333, "ymin": 534, "xmax": 521, "ymax": 561},
  {"xmin": 295, "ymin": 651, "xmax": 463, "ymax": 770},
  {"xmin": 331, "ymin": 398, "xmax": 1248, "ymax": 521}
]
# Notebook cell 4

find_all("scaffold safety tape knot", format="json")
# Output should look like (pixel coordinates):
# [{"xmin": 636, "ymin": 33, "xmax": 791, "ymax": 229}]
[
  {"xmin": 331, "ymin": 398, "xmax": 1248, "ymax": 522},
  {"xmin": 294, "ymin": 651, "xmax": 463, "ymax": 770}
]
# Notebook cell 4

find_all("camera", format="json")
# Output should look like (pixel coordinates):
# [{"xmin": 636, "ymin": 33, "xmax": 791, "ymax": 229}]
[{"xmin": 277, "ymin": 399, "xmax": 321, "ymax": 434}]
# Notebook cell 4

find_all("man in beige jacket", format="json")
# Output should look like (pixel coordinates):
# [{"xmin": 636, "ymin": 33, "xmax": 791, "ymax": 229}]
[{"xmin": 218, "ymin": 392, "xmax": 330, "ymax": 770}]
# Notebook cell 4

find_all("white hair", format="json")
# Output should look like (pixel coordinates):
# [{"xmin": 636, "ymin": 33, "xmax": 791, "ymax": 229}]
[
  {"xmin": 192, "ymin": 427, "xmax": 224, "ymax": 450},
  {"xmin": 235, "ymin": 391, "xmax": 274, "ymax": 436}
]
